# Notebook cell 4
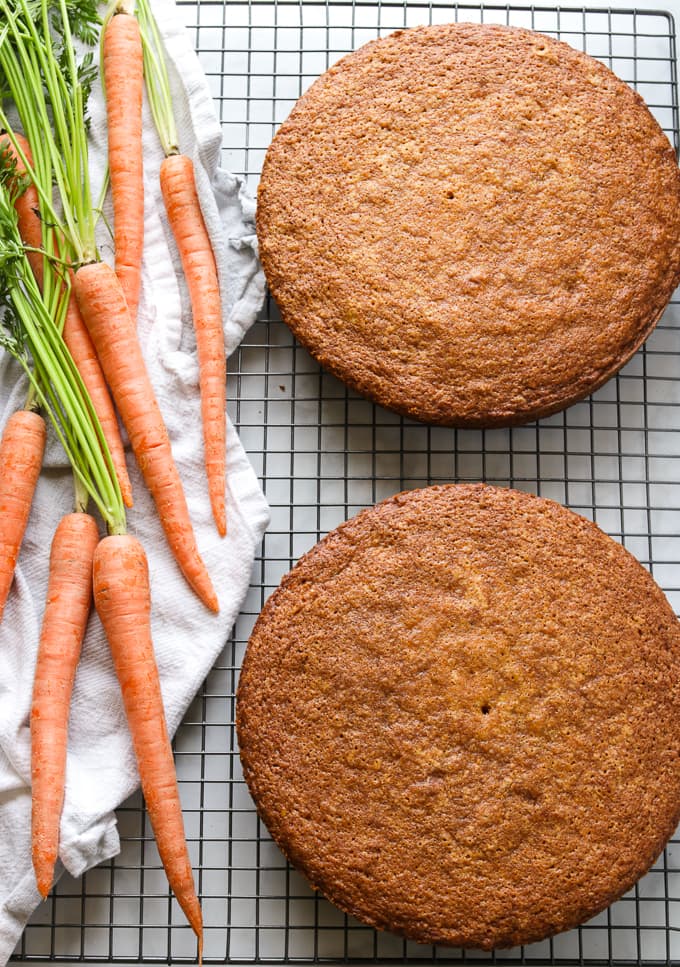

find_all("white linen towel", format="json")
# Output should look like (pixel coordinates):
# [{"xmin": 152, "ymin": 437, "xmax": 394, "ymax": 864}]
[{"xmin": 0, "ymin": 1, "xmax": 269, "ymax": 961}]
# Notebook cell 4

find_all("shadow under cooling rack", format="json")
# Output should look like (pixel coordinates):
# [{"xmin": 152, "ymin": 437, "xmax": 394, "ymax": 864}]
[{"xmin": 11, "ymin": 1, "xmax": 680, "ymax": 964}]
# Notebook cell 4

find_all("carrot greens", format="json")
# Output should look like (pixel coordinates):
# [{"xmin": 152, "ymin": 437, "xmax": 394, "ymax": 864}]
[{"xmin": 135, "ymin": 0, "xmax": 178, "ymax": 155}]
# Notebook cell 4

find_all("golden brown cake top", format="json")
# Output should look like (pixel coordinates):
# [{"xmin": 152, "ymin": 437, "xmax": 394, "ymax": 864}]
[
  {"xmin": 257, "ymin": 23, "xmax": 680, "ymax": 426},
  {"xmin": 237, "ymin": 484, "xmax": 680, "ymax": 949}
]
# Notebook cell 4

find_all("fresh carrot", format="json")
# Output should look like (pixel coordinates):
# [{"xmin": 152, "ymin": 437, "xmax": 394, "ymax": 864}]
[
  {"xmin": 31, "ymin": 511, "xmax": 99, "ymax": 898},
  {"xmin": 74, "ymin": 262, "xmax": 218, "ymax": 612},
  {"xmin": 160, "ymin": 155, "xmax": 226, "ymax": 537},
  {"xmin": 0, "ymin": 132, "xmax": 133, "ymax": 509},
  {"xmin": 93, "ymin": 534, "xmax": 203, "ymax": 953},
  {"xmin": 103, "ymin": 6, "xmax": 144, "ymax": 321},
  {"xmin": 137, "ymin": 0, "xmax": 227, "ymax": 537},
  {"xmin": 0, "ymin": 409, "xmax": 46, "ymax": 621}
]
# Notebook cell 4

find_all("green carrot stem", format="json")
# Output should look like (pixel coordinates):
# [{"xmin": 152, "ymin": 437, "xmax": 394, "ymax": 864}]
[
  {"xmin": 73, "ymin": 470, "xmax": 90, "ymax": 515},
  {"xmin": 24, "ymin": 381, "xmax": 38, "ymax": 412},
  {"xmin": 135, "ymin": 0, "xmax": 179, "ymax": 156}
]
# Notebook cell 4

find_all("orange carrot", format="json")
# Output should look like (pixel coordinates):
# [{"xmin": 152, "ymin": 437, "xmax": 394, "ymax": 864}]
[
  {"xmin": 0, "ymin": 133, "xmax": 133, "ymax": 508},
  {"xmin": 93, "ymin": 534, "xmax": 203, "ymax": 951},
  {"xmin": 161, "ymin": 154, "xmax": 226, "ymax": 537},
  {"xmin": 62, "ymin": 298, "xmax": 133, "ymax": 508},
  {"xmin": 31, "ymin": 512, "xmax": 99, "ymax": 898},
  {"xmin": 73, "ymin": 262, "xmax": 218, "ymax": 612},
  {"xmin": 103, "ymin": 11, "xmax": 144, "ymax": 321},
  {"xmin": 0, "ymin": 410, "xmax": 46, "ymax": 620}
]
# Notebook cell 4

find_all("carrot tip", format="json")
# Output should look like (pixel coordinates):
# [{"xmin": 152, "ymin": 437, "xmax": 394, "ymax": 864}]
[
  {"xmin": 35, "ymin": 871, "xmax": 52, "ymax": 899},
  {"xmin": 211, "ymin": 499, "xmax": 226, "ymax": 538}
]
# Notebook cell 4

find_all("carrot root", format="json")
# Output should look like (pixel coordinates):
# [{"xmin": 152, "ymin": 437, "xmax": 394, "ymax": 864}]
[
  {"xmin": 93, "ymin": 535, "xmax": 203, "ymax": 943},
  {"xmin": 103, "ymin": 12, "xmax": 144, "ymax": 321},
  {"xmin": 31, "ymin": 512, "xmax": 99, "ymax": 898},
  {"xmin": 73, "ymin": 262, "xmax": 218, "ymax": 612},
  {"xmin": 160, "ymin": 154, "xmax": 226, "ymax": 538},
  {"xmin": 0, "ymin": 410, "xmax": 46, "ymax": 621}
]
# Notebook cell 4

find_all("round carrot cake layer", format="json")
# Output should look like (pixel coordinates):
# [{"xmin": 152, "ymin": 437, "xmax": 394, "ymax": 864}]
[
  {"xmin": 237, "ymin": 484, "xmax": 680, "ymax": 948},
  {"xmin": 257, "ymin": 23, "xmax": 680, "ymax": 426}
]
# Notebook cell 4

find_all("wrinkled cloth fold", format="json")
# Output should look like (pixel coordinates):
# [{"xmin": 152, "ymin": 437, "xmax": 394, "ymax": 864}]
[{"xmin": 0, "ymin": 2, "xmax": 269, "ymax": 961}]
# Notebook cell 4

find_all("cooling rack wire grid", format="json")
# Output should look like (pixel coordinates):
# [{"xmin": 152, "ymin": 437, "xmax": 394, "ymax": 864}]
[{"xmin": 9, "ymin": 1, "xmax": 680, "ymax": 964}]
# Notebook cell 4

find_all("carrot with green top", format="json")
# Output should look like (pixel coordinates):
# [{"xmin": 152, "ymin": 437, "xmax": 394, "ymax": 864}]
[
  {"xmin": 0, "ymin": 136, "xmax": 47, "ymax": 620},
  {"xmin": 137, "ymin": 0, "xmax": 227, "ymax": 537},
  {"xmin": 102, "ymin": 0, "xmax": 144, "ymax": 320}
]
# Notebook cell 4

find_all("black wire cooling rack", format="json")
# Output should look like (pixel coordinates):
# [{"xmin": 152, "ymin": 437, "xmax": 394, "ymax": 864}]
[{"xmin": 10, "ymin": 1, "xmax": 680, "ymax": 964}]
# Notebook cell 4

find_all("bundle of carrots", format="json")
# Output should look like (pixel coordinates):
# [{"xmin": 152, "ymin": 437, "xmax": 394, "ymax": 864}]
[{"xmin": 0, "ymin": 0, "xmax": 229, "ymax": 957}]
